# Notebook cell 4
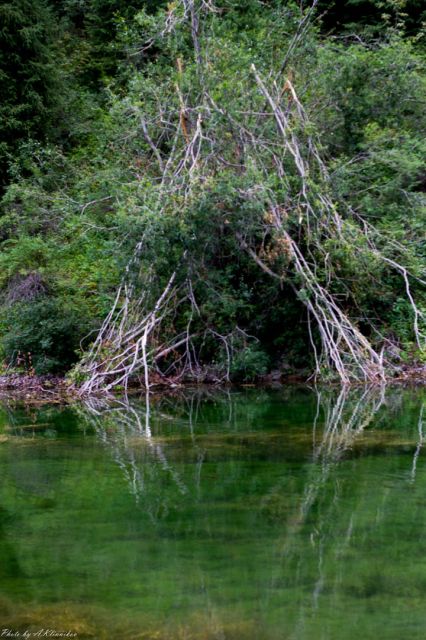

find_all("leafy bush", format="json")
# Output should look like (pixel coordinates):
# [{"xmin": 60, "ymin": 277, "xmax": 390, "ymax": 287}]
[
  {"xmin": 230, "ymin": 345, "xmax": 270, "ymax": 383},
  {"xmin": 2, "ymin": 298, "xmax": 88, "ymax": 375},
  {"xmin": 0, "ymin": 0, "xmax": 425, "ymax": 382}
]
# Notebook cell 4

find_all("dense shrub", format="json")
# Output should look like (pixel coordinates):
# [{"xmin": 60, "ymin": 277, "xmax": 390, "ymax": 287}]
[
  {"xmin": 230, "ymin": 345, "xmax": 271, "ymax": 383},
  {"xmin": 0, "ymin": 0, "xmax": 424, "ymax": 380},
  {"xmin": 2, "ymin": 298, "xmax": 87, "ymax": 375}
]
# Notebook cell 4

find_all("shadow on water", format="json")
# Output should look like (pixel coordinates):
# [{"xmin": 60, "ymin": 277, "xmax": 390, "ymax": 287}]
[{"xmin": 0, "ymin": 385, "xmax": 425, "ymax": 639}]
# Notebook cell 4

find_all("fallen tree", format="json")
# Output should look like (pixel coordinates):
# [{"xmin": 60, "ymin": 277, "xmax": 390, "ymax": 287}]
[{"xmin": 74, "ymin": 0, "xmax": 425, "ymax": 394}]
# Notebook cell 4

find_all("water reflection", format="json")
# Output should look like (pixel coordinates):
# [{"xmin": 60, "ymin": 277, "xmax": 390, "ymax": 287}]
[
  {"xmin": 0, "ymin": 386, "xmax": 425, "ymax": 639},
  {"xmin": 78, "ymin": 386, "xmax": 408, "ymax": 505},
  {"xmin": 313, "ymin": 385, "xmax": 386, "ymax": 460}
]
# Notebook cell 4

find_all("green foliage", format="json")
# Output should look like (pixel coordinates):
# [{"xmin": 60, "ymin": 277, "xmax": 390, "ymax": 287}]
[
  {"xmin": 317, "ymin": 0, "xmax": 426, "ymax": 38},
  {"xmin": 0, "ymin": 0, "xmax": 67, "ymax": 192},
  {"xmin": 310, "ymin": 37, "xmax": 426, "ymax": 155},
  {"xmin": 0, "ymin": 0, "xmax": 424, "ymax": 379},
  {"xmin": 229, "ymin": 344, "xmax": 270, "ymax": 383},
  {"xmin": 52, "ymin": 0, "xmax": 168, "ymax": 86},
  {"xmin": 1, "ymin": 298, "xmax": 87, "ymax": 374}
]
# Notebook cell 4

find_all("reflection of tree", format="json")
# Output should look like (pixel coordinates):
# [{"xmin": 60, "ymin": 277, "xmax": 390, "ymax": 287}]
[
  {"xmin": 313, "ymin": 385, "xmax": 386, "ymax": 462},
  {"xmin": 271, "ymin": 387, "xmax": 425, "ymax": 639},
  {"xmin": 410, "ymin": 402, "xmax": 425, "ymax": 483},
  {"xmin": 275, "ymin": 388, "xmax": 385, "ymax": 592},
  {"xmin": 77, "ymin": 394, "xmax": 189, "ymax": 520},
  {"xmin": 73, "ymin": 387, "xmax": 425, "ymax": 639},
  {"xmin": 77, "ymin": 388, "xmax": 284, "ymax": 510},
  {"xmin": 77, "ymin": 386, "xmax": 421, "ymax": 519}
]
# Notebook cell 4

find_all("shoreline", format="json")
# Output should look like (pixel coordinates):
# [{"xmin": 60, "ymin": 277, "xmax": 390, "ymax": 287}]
[
  {"xmin": 0, "ymin": 364, "xmax": 425, "ymax": 404},
  {"xmin": 0, "ymin": 374, "xmax": 77, "ymax": 404}
]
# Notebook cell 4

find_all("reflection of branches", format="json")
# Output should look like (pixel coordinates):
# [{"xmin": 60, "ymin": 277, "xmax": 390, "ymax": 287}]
[
  {"xmin": 66, "ymin": 386, "xmax": 426, "ymax": 638},
  {"xmin": 281, "ymin": 386, "xmax": 386, "ymax": 541},
  {"xmin": 77, "ymin": 386, "xmax": 391, "ymax": 523},
  {"xmin": 77, "ymin": 386, "xmax": 259, "ymax": 506},
  {"xmin": 268, "ymin": 386, "xmax": 387, "ymax": 628},
  {"xmin": 410, "ymin": 402, "xmax": 425, "ymax": 483},
  {"xmin": 76, "ymin": 387, "xmax": 278, "ymax": 514},
  {"xmin": 313, "ymin": 385, "xmax": 386, "ymax": 462},
  {"xmin": 267, "ymin": 387, "xmax": 426, "ymax": 640},
  {"xmin": 77, "ymin": 396, "xmax": 188, "ymax": 514}
]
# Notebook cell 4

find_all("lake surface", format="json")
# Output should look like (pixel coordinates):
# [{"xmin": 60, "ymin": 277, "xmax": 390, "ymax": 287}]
[{"xmin": 0, "ymin": 386, "xmax": 425, "ymax": 639}]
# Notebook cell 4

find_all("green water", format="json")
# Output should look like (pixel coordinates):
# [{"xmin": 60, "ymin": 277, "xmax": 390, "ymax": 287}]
[{"xmin": 0, "ymin": 387, "xmax": 425, "ymax": 639}]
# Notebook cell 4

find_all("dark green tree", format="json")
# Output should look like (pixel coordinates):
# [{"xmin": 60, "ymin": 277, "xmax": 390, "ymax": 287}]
[
  {"xmin": 0, "ymin": 0, "xmax": 66, "ymax": 192},
  {"xmin": 317, "ymin": 0, "xmax": 426, "ymax": 37},
  {"xmin": 50, "ymin": 0, "xmax": 168, "ymax": 86}
]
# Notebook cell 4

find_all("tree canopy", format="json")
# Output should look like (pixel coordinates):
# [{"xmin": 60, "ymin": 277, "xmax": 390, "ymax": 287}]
[{"xmin": 0, "ymin": 0, "xmax": 424, "ymax": 386}]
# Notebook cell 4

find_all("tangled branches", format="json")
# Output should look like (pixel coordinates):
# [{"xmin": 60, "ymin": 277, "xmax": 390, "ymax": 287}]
[
  {"xmin": 76, "ymin": 0, "xmax": 424, "ymax": 394},
  {"xmin": 77, "ymin": 272, "xmax": 179, "ymax": 395}
]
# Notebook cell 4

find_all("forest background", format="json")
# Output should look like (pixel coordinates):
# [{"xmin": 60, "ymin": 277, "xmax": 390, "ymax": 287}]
[{"xmin": 0, "ymin": 0, "xmax": 425, "ymax": 388}]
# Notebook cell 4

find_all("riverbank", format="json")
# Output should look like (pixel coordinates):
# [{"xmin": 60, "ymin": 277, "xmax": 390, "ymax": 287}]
[
  {"xmin": 1, "ymin": 362, "xmax": 425, "ymax": 404},
  {"xmin": 0, "ymin": 374, "xmax": 77, "ymax": 403}
]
